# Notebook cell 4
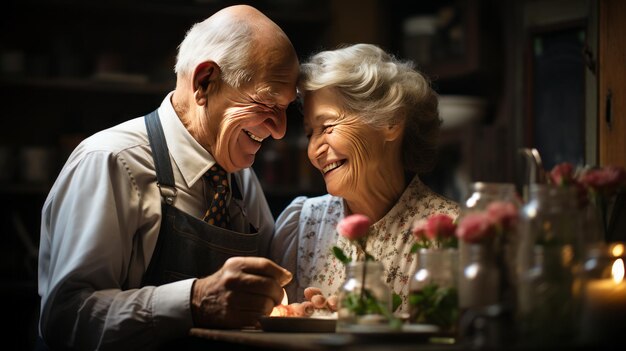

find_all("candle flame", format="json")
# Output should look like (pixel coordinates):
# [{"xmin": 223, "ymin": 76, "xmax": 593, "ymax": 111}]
[
  {"xmin": 612, "ymin": 258, "xmax": 624, "ymax": 284},
  {"xmin": 611, "ymin": 243, "xmax": 624, "ymax": 258}
]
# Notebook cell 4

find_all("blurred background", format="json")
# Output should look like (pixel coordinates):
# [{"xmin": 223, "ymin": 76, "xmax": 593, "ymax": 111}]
[{"xmin": 1, "ymin": 0, "xmax": 624, "ymax": 349}]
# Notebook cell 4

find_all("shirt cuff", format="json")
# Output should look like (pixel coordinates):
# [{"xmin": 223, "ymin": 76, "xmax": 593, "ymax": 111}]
[{"xmin": 152, "ymin": 278, "xmax": 195, "ymax": 339}]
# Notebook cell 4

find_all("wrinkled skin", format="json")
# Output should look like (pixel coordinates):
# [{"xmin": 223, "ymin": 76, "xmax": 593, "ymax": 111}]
[
  {"xmin": 172, "ymin": 10, "xmax": 299, "ymax": 173},
  {"xmin": 303, "ymin": 87, "xmax": 405, "ymax": 221},
  {"xmin": 192, "ymin": 257, "xmax": 292, "ymax": 328}
]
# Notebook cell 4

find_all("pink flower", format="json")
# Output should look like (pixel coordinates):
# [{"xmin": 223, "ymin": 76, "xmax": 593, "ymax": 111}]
[
  {"xmin": 486, "ymin": 201, "xmax": 518, "ymax": 230},
  {"xmin": 455, "ymin": 212, "xmax": 496, "ymax": 244},
  {"xmin": 549, "ymin": 162, "xmax": 576, "ymax": 186},
  {"xmin": 547, "ymin": 163, "xmax": 591, "ymax": 208},
  {"xmin": 580, "ymin": 166, "xmax": 626, "ymax": 196},
  {"xmin": 411, "ymin": 214, "xmax": 458, "ymax": 250},
  {"xmin": 337, "ymin": 214, "xmax": 371, "ymax": 241},
  {"xmin": 412, "ymin": 214, "xmax": 456, "ymax": 241}
]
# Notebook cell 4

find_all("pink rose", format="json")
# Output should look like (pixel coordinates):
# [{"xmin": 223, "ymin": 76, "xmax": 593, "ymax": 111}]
[
  {"xmin": 337, "ymin": 214, "xmax": 371, "ymax": 241},
  {"xmin": 412, "ymin": 214, "xmax": 456, "ymax": 241},
  {"xmin": 411, "ymin": 219, "xmax": 429, "ymax": 241},
  {"xmin": 549, "ymin": 162, "xmax": 576, "ymax": 186},
  {"xmin": 486, "ymin": 201, "xmax": 518, "ymax": 230},
  {"xmin": 580, "ymin": 166, "xmax": 626, "ymax": 196},
  {"xmin": 455, "ymin": 212, "xmax": 496, "ymax": 244}
]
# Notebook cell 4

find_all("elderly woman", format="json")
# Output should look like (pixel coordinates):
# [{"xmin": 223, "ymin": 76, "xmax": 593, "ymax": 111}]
[{"xmin": 270, "ymin": 43, "xmax": 459, "ymax": 313}]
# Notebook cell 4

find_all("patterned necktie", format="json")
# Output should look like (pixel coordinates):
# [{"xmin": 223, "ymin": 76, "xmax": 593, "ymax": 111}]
[{"xmin": 203, "ymin": 164, "xmax": 230, "ymax": 229}]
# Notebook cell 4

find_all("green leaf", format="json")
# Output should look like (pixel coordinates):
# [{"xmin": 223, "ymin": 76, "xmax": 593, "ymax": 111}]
[
  {"xmin": 332, "ymin": 246, "xmax": 351, "ymax": 264},
  {"xmin": 408, "ymin": 283, "xmax": 459, "ymax": 330},
  {"xmin": 392, "ymin": 293, "xmax": 402, "ymax": 312}
]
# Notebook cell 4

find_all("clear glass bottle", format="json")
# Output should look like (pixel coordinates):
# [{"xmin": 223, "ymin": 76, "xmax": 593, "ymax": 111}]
[
  {"xmin": 409, "ymin": 248, "xmax": 459, "ymax": 334},
  {"xmin": 515, "ymin": 184, "xmax": 584, "ymax": 347},
  {"xmin": 336, "ymin": 261, "xmax": 394, "ymax": 333}
]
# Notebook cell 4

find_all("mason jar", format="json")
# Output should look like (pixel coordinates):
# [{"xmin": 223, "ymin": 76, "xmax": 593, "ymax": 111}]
[
  {"xmin": 336, "ymin": 261, "xmax": 394, "ymax": 333},
  {"xmin": 459, "ymin": 183, "xmax": 521, "ymax": 314},
  {"xmin": 409, "ymin": 248, "xmax": 459, "ymax": 334},
  {"xmin": 463, "ymin": 182, "xmax": 520, "ymax": 213},
  {"xmin": 515, "ymin": 184, "xmax": 584, "ymax": 347}
]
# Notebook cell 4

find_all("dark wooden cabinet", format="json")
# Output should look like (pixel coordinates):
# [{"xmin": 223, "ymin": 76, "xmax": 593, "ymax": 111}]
[
  {"xmin": 599, "ymin": 0, "xmax": 626, "ymax": 168},
  {"xmin": 0, "ymin": 0, "xmax": 330, "ymax": 215}
]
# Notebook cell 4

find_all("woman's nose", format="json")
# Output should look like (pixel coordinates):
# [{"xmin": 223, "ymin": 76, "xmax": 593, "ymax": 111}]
[{"xmin": 308, "ymin": 137, "xmax": 328, "ymax": 163}]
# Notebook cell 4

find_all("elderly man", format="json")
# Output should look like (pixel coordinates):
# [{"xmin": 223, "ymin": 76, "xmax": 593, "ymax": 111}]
[{"xmin": 38, "ymin": 5, "xmax": 298, "ymax": 349}]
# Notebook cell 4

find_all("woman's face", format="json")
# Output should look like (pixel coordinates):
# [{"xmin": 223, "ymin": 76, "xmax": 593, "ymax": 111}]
[{"xmin": 303, "ymin": 87, "xmax": 389, "ymax": 197}]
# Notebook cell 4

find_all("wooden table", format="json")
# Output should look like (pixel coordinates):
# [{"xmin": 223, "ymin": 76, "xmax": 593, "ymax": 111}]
[{"xmin": 181, "ymin": 328, "xmax": 461, "ymax": 351}]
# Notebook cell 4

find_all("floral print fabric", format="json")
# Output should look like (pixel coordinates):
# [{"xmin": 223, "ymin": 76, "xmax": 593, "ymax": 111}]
[{"xmin": 272, "ymin": 175, "xmax": 459, "ymax": 313}]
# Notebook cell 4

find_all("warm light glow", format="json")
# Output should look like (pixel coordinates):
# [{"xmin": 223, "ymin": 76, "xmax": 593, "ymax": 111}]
[
  {"xmin": 281, "ymin": 288, "xmax": 288, "ymax": 305},
  {"xmin": 270, "ymin": 288, "xmax": 290, "ymax": 317},
  {"xmin": 611, "ymin": 243, "xmax": 624, "ymax": 258},
  {"xmin": 612, "ymin": 258, "xmax": 624, "ymax": 284}
]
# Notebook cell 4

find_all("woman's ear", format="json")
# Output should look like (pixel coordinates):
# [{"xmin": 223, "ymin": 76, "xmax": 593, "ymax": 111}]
[
  {"xmin": 192, "ymin": 61, "xmax": 220, "ymax": 106},
  {"xmin": 384, "ymin": 122, "xmax": 404, "ymax": 141}
]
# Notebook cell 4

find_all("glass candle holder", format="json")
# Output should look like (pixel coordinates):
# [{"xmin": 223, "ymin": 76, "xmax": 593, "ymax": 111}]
[{"xmin": 579, "ymin": 242, "xmax": 626, "ymax": 347}]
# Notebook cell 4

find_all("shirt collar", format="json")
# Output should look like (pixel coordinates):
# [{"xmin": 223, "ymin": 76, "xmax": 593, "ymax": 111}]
[{"xmin": 157, "ymin": 92, "xmax": 218, "ymax": 188}]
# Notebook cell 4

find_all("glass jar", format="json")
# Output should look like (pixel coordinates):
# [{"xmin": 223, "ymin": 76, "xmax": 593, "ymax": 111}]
[
  {"xmin": 515, "ymin": 184, "xmax": 584, "ymax": 347},
  {"xmin": 409, "ymin": 248, "xmax": 459, "ymax": 334},
  {"xmin": 459, "ymin": 243, "xmax": 500, "ymax": 309},
  {"xmin": 459, "ymin": 182, "xmax": 521, "ymax": 311},
  {"xmin": 579, "ymin": 242, "xmax": 626, "ymax": 346},
  {"xmin": 336, "ymin": 261, "xmax": 394, "ymax": 333},
  {"xmin": 463, "ymin": 182, "xmax": 520, "ymax": 213}
]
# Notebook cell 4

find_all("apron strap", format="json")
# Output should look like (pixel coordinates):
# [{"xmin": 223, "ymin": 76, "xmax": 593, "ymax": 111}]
[{"xmin": 145, "ymin": 110, "xmax": 177, "ymax": 205}]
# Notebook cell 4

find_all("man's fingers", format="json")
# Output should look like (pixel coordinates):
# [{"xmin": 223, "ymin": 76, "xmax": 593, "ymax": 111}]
[
  {"xmin": 225, "ymin": 257, "xmax": 292, "ymax": 287},
  {"xmin": 226, "ymin": 291, "xmax": 276, "ymax": 316}
]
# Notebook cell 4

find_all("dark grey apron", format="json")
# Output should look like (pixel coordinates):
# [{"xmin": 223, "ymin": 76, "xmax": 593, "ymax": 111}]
[{"xmin": 141, "ymin": 110, "xmax": 261, "ymax": 286}]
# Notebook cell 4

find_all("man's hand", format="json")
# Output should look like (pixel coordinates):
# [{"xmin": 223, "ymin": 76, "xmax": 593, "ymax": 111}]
[{"xmin": 190, "ymin": 257, "xmax": 292, "ymax": 328}]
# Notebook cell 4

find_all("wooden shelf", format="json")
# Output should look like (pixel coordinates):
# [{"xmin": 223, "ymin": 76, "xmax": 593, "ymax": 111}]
[{"xmin": 1, "ymin": 77, "xmax": 173, "ymax": 95}]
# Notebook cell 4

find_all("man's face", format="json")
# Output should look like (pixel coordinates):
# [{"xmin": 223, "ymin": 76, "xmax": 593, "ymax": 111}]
[{"xmin": 207, "ymin": 56, "xmax": 298, "ymax": 173}]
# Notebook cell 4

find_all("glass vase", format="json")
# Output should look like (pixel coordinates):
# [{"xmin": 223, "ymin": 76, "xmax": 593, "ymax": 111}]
[
  {"xmin": 464, "ymin": 182, "xmax": 520, "ymax": 212},
  {"xmin": 336, "ymin": 261, "xmax": 395, "ymax": 333},
  {"xmin": 515, "ymin": 184, "xmax": 584, "ymax": 347},
  {"xmin": 459, "ymin": 182, "xmax": 521, "ymax": 313},
  {"xmin": 458, "ymin": 242, "xmax": 500, "ymax": 309},
  {"xmin": 408, "ymin": 248, "xmax": 459, "ymax": 334}
]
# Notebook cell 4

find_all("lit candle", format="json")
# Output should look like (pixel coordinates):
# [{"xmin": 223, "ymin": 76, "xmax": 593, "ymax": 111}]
[{"xmin": 581, "ymin": 258, "xmax": 626, "ymax": 344}]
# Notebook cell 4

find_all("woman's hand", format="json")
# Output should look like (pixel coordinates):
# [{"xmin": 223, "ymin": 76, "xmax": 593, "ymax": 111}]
[
  {"xmin": 304, "ymin": 287, "xmax": 338, "ymax": 312},
  {"xmin": 269, "ymin": 287, "xmax": 339, "ymax": 317}
]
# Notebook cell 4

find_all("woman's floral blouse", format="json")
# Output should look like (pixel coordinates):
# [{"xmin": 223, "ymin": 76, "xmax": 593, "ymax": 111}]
[{"xmin": 271, "ymin": 175, "xmax": 459, "ymax": 313}]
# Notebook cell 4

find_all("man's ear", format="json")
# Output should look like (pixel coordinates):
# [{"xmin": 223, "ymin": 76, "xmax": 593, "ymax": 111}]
[{"xmin": 192, "ymin": 61, "xmax": 220, "ymax": 106}]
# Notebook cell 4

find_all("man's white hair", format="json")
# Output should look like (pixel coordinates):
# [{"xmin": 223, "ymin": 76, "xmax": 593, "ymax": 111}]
[{"xmin": 174, "ymin": 15, "xmax": 255, "ymax": 87}]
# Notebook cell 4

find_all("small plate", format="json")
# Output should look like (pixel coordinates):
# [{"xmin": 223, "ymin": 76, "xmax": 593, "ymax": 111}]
[{"xmin": 258, "ymin": 316, "xmax": 337, "ymax": 333}]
